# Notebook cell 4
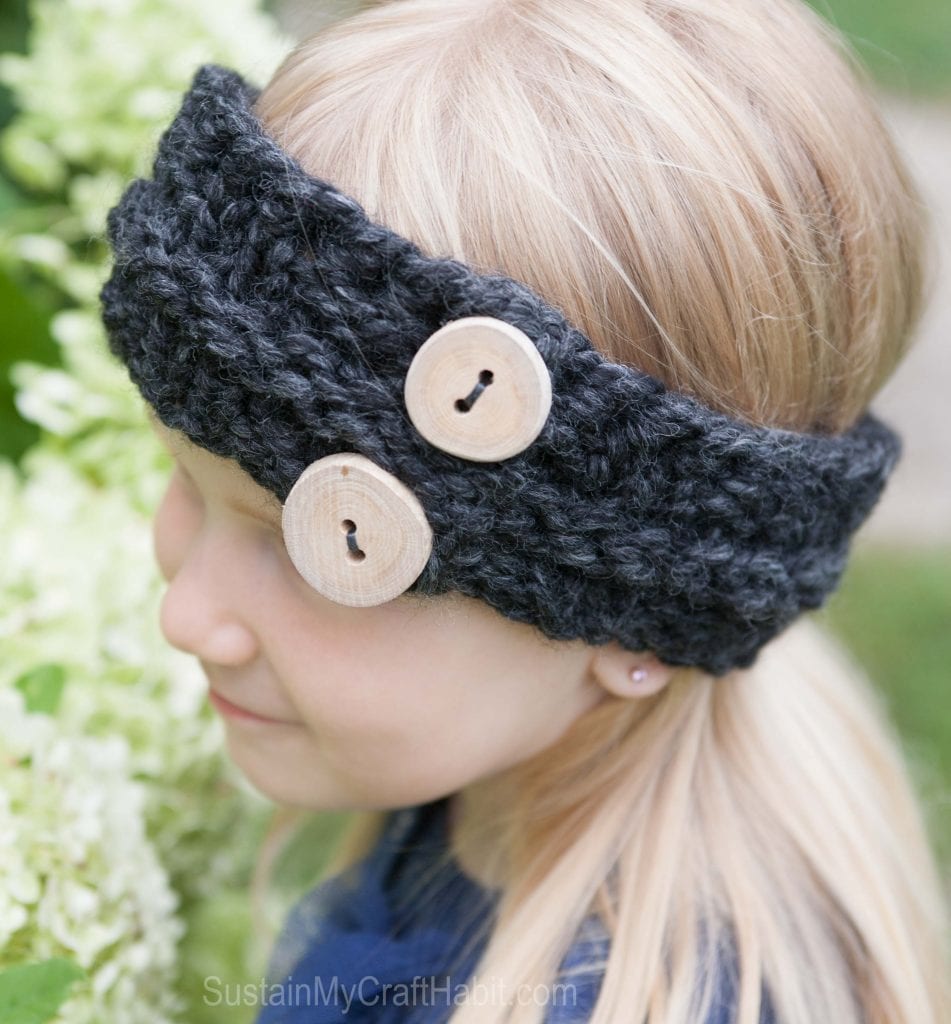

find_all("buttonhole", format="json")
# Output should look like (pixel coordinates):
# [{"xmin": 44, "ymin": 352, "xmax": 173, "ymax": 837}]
[
  {"xmin": 342, "ymin": 519, "xmax": 366, "ymax": 562},
  {"xmin": 455, "ymin": 369, "xmax": 494, "ymax": 412}
]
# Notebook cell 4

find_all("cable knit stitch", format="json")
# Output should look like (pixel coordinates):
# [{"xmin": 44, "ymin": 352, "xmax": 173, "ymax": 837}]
[{"xmin": 99, "ymin": 63, "xmax": 901, "ymax": 675}]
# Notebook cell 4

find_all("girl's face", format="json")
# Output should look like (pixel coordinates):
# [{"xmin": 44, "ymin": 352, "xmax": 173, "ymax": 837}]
[{"xmin": 148, "ymin": 414, "xmax": 608, "ymax": 810}]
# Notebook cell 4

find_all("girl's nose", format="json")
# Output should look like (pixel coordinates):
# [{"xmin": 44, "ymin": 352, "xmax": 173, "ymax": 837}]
[{"xmin": 158, "ymin": 556, "xmax": 259, "ymax": 666}]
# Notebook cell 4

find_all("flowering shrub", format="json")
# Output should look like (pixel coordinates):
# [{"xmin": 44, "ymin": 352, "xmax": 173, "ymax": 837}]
[
  {"xmin": 0, "ymin": 1, "xmax": 291, "ymax": 1020},
  {"xmin": 0, "ymin": 687, "xmax": 183, "ymax": 1021}
]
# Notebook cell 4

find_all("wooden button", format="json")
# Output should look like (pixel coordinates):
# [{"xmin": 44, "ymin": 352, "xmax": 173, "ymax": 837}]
[
  {"xmin": 404, "ymin": 316, "xmax": 552, "ymax": 462},
  {"xmin": 281, "ymin": 453, "xmax": 433, "ymax": 607}
]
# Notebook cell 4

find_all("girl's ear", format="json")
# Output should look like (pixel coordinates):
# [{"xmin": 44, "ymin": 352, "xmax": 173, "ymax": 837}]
[{"xmin": 588, "ymin": 644, "xmax": 674, "ymax": 698}]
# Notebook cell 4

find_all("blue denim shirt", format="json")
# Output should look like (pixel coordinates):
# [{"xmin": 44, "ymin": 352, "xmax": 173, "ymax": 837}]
[{"xmin": 254, "ymin": 796, "xmax": 776, "ymax": 1023}]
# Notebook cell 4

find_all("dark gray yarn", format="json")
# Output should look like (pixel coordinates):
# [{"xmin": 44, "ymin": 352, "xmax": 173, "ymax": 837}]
[{"xmin": 99, "ymin": 64, "xmax": 901, "ymax": 676}]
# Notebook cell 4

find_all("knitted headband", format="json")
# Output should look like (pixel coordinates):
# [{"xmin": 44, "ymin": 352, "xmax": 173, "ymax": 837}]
[{"xmin": 99, "ymin": 63, "xmax": 900, "ymax": 676}]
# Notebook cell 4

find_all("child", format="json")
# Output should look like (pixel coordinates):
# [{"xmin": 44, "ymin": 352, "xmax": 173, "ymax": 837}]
[{"xmin": 99, "ymin": 0, "xmax": 950, "ymax": 1021}]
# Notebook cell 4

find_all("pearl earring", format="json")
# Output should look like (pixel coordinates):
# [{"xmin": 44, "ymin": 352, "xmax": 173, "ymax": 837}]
[{"xmin": 629, "ymin": 665, "xmax": 649, "ymax": 685}]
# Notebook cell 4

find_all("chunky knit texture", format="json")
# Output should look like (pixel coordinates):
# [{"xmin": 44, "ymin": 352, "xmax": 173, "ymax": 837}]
[{"xmin": 99, "ymin": 64, "xmax": 901, "ymax": 676}]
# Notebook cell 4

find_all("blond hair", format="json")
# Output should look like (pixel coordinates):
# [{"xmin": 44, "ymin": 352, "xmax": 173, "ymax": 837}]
[{"xmin": 252, "ymin": 1, "xmax": 950, "ymax": 1021}]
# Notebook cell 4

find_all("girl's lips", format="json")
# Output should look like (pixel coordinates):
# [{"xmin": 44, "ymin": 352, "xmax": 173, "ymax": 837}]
[{"xmin": 208, "ymin": 689, "xmax": 297, "ymax": 725}]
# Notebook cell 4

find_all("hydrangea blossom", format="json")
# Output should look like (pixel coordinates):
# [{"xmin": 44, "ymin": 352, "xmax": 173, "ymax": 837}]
[
  {"xmin": 0, "ymin": 450, "xmax": 268, "ymax": 901},
  {"xmin": 0, "ymin": 687, "xmax": 183, "ymax": 1023},
  {"xmin": 0, "ymin": 0, "xmax": 295, "ymax": 1019},
  {"xmin": 0, "ymin": 0, "xmax": 289, "ymax": 432}
]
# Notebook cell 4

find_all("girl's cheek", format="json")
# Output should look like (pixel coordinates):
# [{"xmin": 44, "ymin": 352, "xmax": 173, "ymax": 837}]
[{"xmin": 152, "ymin": 472, "xmax": 202, "ymax": 583}]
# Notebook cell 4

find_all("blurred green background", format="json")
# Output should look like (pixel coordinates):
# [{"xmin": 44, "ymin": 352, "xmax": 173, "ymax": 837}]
[
  {"xmin": 1, "ymin": 0, "xmax": 949, "ymax": 890},
  {"xmin": 808, "ymin": 0, "xmax": 951, "ymax": 94}
]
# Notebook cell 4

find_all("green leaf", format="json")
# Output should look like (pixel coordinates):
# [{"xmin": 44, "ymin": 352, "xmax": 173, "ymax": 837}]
[
  {"xmin": 13, "ymin": 663, "xmax": 66, "ymax": 715},
  {"xmin": 0, "ymin": 959, "xmax": 86, "ymax": 1024},
  {"xmin": 0, "ymin": 264, "xmax": 57, "ymax": 462}
]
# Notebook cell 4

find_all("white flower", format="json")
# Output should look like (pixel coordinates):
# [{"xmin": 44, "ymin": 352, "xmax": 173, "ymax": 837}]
[{"xmin": 0, "ymin": 0, "xmax": 290, "ymax": 1018}]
